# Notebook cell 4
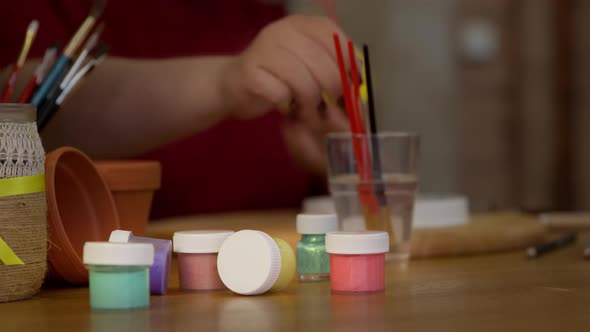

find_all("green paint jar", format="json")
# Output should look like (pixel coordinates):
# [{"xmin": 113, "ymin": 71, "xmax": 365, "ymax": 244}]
[
  {"xmin": 296, "ymin": 214, "xmax": 339, "ymax": 282},
  {"xmin": 83, "ymin": 242, "xmax": 154, "ymax": 310}
]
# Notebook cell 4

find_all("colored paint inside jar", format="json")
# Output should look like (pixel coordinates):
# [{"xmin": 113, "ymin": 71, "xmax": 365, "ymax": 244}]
[
  {"xmin": 295, "ymin": 214, "xmax": 338, "ymax": 282},
  {"xmin": 109, "ymin": 230, "xmax": 172, "ymax": 295},
  {"xmin": 83, "ymin": 242, "xmax": 154, "ymax": 310},
  {"xmin": 297, "ymin": 234, "xmax": 330, "ymax": 280},
  {"xmin": 88, "ymin": 265, "xmax": 150, "ymax": 310},
  {"xmin": 329, "ymin": 253, "xmax": 385, "ymax": 293},
  {"xmin": 173, "ymin": 230, "xmax": 234, "ymax": 291},
  {"xmin": 325, "ymin": 231, "xmax": 389, "ymax": 294}
]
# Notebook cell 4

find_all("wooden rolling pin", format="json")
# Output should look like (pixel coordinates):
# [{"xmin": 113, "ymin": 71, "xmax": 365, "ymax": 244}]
[
  {"xmin": 410, "ymin": 213, "xmax": 547, "ymax": 258},
  {"xmin": 539, "ymin": 212, "xmax": 590, "ymax": 230}
]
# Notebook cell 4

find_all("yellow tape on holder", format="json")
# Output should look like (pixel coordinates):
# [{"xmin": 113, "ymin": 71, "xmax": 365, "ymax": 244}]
[
  {"xmin": 0, "ymin": 174, "xmax": 45, "ymax": 197},
  {"xmin": 0, "ymin": 236, "xmax": 24, "ymax": 265},
  {"xmin": 0, "ymin": 174, "xmax": 45, "ymax": 265}
]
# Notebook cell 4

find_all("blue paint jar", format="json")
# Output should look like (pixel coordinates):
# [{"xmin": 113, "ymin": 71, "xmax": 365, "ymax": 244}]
[{"xmin": 83, "ymin": 242, "xmax": 154, "ymax": 310}]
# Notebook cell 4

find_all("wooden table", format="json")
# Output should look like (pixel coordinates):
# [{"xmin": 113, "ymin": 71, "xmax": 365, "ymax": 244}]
[{"xmin": 4, "ymin": 210, "xmax": 590, "ymax": 331}]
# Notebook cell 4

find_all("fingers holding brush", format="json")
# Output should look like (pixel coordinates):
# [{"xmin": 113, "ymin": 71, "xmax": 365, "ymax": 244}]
[
  {"xmin": 221, "ymin": 14, "xmax": 350, "ymax": 135},
  {"xmin": 222, "ymin": 43, "xmax": 322, "ymax": 123}
]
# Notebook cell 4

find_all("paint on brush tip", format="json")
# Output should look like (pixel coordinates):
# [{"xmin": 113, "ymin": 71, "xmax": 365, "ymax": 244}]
[{"xmin": 28, "ymin": 20, "xmax": 39, "ymax": 33}]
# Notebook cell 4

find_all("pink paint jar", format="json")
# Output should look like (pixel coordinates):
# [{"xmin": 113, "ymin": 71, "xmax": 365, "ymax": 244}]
[
  {"xmin": 173, "ymin": 230, "xmax": 234, "ymax": 291},
  {"xmin": 325, "ymin": 231, "xmax": 389, "ymax": 293}
]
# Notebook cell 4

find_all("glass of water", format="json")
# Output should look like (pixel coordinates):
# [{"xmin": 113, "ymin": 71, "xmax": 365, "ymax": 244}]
[{"xmin": 326, "ymin": 132, "xmax": 419, "ymax": 262}]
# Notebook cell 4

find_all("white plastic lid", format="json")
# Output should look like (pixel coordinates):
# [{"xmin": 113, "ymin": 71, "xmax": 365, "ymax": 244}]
[
  {"xmin": 217, "ymin": 230, "xmax": 282, "ymax": 295},
  {"xmin": 341, "ymin": 216, "xmax": 367, "ymax": 231},
  {"xmin": 296, "ymin": 214, "xmax": 339, "ymax": 234},
  {"xmin": 302, "ymin": 196, "xmax": 336, "ymax": 214},
  {"xmin": 83, "ymin": 242, "xmax": 154, "ymax": 266},
  {"xmin": 173, "ymin": 230, "xmax": 234, "ymax": 253},
  {"xmin": 413, "ymin": 194, "xmax": 469, "ymax": 228},
  {"xmin": 325, "ymin": 231, "xmax": 390, "ymax": 255},
  {"xmin": 109, "ymin": 230, "xmax": 133, "ymax": 243}
]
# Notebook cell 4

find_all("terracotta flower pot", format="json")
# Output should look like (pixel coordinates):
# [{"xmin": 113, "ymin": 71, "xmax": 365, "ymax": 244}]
[
  {"xmin": 94, "ymin": 160, "xmax": 161, "ymax": 236},
  {"xmin": 45, "ymin": 147, "xmax": 120, "ymax": 284}
]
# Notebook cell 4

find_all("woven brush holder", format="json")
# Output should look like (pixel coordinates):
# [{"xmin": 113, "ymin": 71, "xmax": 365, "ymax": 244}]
[{"xmin": 0, "ymin": 104, "xmax": 47, "ymax": 302}]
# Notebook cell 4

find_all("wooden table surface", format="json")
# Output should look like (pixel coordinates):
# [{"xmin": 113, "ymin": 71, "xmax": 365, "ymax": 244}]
[{"xmin": 3, "ymin": 210, "xmax": 590, "ymax": 331}]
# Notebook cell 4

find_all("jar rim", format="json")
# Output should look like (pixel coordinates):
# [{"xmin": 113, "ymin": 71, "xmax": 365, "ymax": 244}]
[{"xmin": 0, "ymin": 103, "xmax": 36, "ymax": 122}]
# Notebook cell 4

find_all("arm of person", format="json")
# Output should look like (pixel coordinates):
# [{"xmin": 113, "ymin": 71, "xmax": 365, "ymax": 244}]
[
  {"xmin": 41, "ymin": 56, "xmax": 234, "ymax": 158},
  {"xmin": 33, "ymin": 15, "xmax": 351, "ymax": 172}
]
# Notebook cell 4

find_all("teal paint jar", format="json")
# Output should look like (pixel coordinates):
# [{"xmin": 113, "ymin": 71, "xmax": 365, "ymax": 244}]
[
  {"xmin": 296, "ymin": 214, "xmax": 339, "ymax": 282},
  {"xmin": 83, "ymin": 242, "xmax": 154, "ymax": 310}
]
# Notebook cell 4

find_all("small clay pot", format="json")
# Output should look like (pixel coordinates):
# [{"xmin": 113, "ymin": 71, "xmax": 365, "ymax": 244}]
[
  {"xmin": 45, "ymin": 147, "xmax": 120, "ymax": 284},
  {"xmin": 94, "ymin": 161, "xmax": 161, "ymax": 236}
]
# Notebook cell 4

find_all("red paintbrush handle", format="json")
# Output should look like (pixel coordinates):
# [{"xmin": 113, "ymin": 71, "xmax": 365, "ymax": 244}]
[
  {"xmin": 18, "ymin": 76, "xmax": 38, "ymax": 103},
  {"xmin": 1, "ymin": 66, "xmax": 21, "ymax": 103},
  {"xmin": 333, "ymin": 34, "xmax": 378, "ymax": 213}
]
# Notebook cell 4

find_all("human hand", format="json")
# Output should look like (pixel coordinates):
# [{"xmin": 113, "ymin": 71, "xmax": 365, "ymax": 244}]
[{"xmin": 220, "ymin": 15, "xmax": 351, "ymax": 174}]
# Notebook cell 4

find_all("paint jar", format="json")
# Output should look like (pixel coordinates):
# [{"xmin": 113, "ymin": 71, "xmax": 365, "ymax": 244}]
[
  {"xmin": 83, "ymin": 242, "xmax": 154, "ymax": 310},
  {"xmin": 109, "ymin": 230, "xmax": 171, "ymax": 295},
  {"xmin": 325, "ymin": 231, "xmax": 389, "ymax": 293},
  {"xmin": 296, "ymin": 214, "xmax": 338, "ymax": 282},
  {"xmin": 173, "ymin": 230, "xmax": 234, "ymax": 291},
  {"xmin": 217, "ymin": 230, "xmax": 296, "ymax": 295}
]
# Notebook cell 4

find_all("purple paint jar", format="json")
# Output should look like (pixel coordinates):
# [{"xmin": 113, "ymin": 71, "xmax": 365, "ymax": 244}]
[{"xmin": 109, "ymin": 230, "xmax": 171, "ymax": 295}]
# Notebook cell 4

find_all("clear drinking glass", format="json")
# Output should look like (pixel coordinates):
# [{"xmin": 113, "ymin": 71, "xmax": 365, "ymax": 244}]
[{"xmin": 326, "ymin": 132, "xmax": 419, "ymax": 262}]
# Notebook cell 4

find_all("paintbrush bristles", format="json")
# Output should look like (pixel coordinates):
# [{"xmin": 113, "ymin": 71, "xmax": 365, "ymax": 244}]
[
  {"xmin": 16, "ymin": 20, "xmax": 39, "ymax": 66},
  {"xmin": 63, "ymin": 0, "xmax": 107, "ymax": 57},
  {"xmin": 34, "ymin": 46, "xmax": 58, "ymax": 81}
]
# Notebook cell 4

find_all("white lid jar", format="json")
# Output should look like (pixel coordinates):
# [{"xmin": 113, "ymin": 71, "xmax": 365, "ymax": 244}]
[
  {"xmin": 296, "ymin": 214, "xmax": 338, "ymax": 282},
  {"xmin": 172, "ymin": 230, "xmax": 234, "ymax": 291},
  {"xmin": 325, "ymin": 231, "xmax": 389, "ymax": 293},
  {"xmin": 217, "ymin": 230, "xmax": 295, "ymax": 295},
  {"xmin": 109, "ymin": 230, "xmax": 172, "ymax": 295},
  {"xmin": 83, "ymin": 242, "xmax": 154, "ymax": 310}
]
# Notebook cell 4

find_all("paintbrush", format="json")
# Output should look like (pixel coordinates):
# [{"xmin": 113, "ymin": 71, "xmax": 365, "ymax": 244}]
[
  {"xmin": 18, "ymin": 43, "xmax": 58, "ymax": 103},
  {"xmin": 37, "ymin": 44, "xmax": 110, "ymax": 129},
  {"xmin": 38, "ymin": 23, "xmax": 104, "ymax": 112},
  {"xmin": 60, "ymin": 23, "xmax": 104, "ymax": 90},
  {"xmin": 1, "ymin": 20, "xmax": 39, "ymax": 102},
  {"xmin": 29, "ymin": 0, "xmax": 107, "ymax": 106}
]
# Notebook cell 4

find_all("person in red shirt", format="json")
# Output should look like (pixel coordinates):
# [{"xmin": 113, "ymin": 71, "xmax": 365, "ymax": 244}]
[{"xmin": 1, "ymin": 1, "xmax": 349, "ymax": 219}]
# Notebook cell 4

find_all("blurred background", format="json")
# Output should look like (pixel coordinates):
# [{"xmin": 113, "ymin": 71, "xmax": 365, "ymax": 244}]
[{"xmin": 289, "ymin": 0, "xmax": 589, "ymax": 213}]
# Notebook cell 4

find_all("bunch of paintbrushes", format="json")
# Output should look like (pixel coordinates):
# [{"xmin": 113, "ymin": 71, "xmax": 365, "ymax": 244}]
[
  {"xmin": 332, "ymin": 34, "xmax": 389, "ymax": 231},
  {"xmin": 0, "ymin": 0, "xmax": 109, "ymax": 130}
]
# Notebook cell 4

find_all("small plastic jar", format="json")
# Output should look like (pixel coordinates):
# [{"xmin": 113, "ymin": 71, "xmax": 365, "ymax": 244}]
[
  {"xmin": 217, "ymin": 230, "xmax": 296, "ymax": 295},
  {"xmin": 173, "ymin": 230, "xmax": 234, "ymax": 291},
  {"xmin": 109, "ymin": 230, "xmax": 172, "ymax": 295},
  {"xmin": 325, "ymin": 231, "xmax": 389, "ymax": 293},
  {"xmin": 83, "ymin": 242, "xmax": 154, "ymax": 310},
  {"xmin": 296, "ymin": 214, "xmax": 338, "ymax": 282}
]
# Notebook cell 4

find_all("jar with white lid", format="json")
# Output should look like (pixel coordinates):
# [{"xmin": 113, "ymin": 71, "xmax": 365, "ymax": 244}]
[
  {"xmin": 109, "ymin": 230, "xmax": 172, "ymax": 295},
  {"xmin": 173, "ymin": 230, "xmax": 234, "ymax": 291},
  {"xmin": 296, "ymin": 214, "xmax": 338, "ymax": 282},
  {"xmin": 217, "ymin": 230, "xmax": 295, "ymax": 295},
  {"xmin": 83, "ymin": 242, "xmax": 154, "ymax": 310},
  {"xmin": 325, "ymin": 231, "xmax": 389, "ymax": 293}
]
